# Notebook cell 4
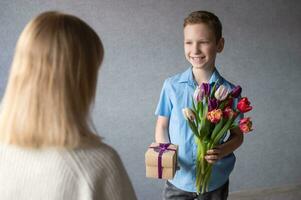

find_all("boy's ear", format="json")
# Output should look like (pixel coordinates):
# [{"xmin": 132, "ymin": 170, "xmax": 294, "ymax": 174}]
[{"xmin": 217, "ymin": 37, "xmax": 224, "ymax": 53}]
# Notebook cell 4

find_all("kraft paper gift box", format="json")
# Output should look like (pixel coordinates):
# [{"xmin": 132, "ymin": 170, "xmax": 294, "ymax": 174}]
[{"xmin": 145, "ymin": 143, "xmax": 178, "ymax": 180}]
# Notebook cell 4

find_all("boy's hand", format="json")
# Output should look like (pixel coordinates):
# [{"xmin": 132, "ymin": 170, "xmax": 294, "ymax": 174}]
[
  {"xmin": 205, "ymin": 127, "xmax": 244, "ymax": 164},
  {"xmin": 205, "ymin": 146, "xmax": 224, "ymax": 164}
]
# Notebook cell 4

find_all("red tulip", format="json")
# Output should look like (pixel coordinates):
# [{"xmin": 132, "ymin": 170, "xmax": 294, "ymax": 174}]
[
  {"xmin": 237, "ymin": 97, "xmax": 252, "ymax": 113},
  {"xmin": 223, "ymin": 107, "xmax": 237, "ymax": 119},
  {"xmin": 239, "ymin": 117, "xmax": 253, "ymax": 133}
]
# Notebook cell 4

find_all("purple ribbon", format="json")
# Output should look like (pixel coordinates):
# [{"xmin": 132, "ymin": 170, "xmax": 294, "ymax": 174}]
[{"xmin": 150, "ymin": 143, "xmax": 176, "ymax": 179}]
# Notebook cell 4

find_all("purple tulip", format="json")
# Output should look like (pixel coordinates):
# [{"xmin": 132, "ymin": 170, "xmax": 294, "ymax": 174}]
[
  {"xmin": 201, "ymin": 83, "xmax": 210, "ymax": 97},
  {"xmin": 208, "ymin": 98, "xmax": 218, "ymax": 111},
  {"xmin": 231, "ymin": 85, "xmax": 242, "ymax": 98}
]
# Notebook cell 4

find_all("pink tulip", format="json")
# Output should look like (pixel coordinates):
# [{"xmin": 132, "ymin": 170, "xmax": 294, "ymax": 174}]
[
  {"xmin": 193, "ymin": 86, "xmax": 203, "ymax": 103},
  {"xmin": 239, "ymin": 117, "xmax": 253, "ymax": 133},
  {"xmin": 214, "ymin": 85, "xmax": 231, "ymax": 101}
]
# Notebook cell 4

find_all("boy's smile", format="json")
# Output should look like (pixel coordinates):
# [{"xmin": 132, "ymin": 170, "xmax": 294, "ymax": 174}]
[{"xmin": 184, "ymin": 23, "xmax": 224, "ymax": 71}]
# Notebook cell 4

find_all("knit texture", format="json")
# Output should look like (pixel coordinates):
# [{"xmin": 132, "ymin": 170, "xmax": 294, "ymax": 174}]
[{"xmin": 0, "ymin": 142, "xmax": 137, "ymax": 200}]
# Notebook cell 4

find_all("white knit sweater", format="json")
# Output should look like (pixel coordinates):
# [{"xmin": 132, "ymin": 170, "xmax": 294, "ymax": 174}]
[{"xmin": 0, "ymin": 142, "xmax": 137, "ymax": 200}]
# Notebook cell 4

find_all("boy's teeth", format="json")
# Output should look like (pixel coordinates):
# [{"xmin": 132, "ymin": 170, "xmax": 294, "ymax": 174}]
[{"xmin": 192, "ymin": 57, "xmax": 203, "ymax": 61}]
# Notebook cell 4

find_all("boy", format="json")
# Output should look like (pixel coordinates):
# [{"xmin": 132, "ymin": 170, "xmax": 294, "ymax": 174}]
[{"xmin": 155, "ymin": 11, "xmax": 243, "ymax": 200}]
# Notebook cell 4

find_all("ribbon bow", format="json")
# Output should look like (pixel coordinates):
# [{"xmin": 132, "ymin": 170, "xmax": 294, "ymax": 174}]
[{"xmin": 150, "ymin": 143, "xmax": 176, "ymax": 179}]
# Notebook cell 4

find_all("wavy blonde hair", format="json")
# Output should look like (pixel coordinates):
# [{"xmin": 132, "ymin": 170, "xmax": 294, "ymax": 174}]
[{"xmin": 0, "ymin": 11, "xmax": 104, "ymax": 148}]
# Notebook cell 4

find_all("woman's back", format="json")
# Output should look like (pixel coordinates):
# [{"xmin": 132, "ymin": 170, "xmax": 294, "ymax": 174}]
[
  {"xmin": 0, "ymin": 11, "xmax": 137, "ymax": 200},
  {"xmin": 0, "ymin": 142, "xmax": 137, "ymax": 200}
]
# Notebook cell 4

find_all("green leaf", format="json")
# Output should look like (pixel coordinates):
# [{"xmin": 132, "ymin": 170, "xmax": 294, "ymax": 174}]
[
  {"xmin": 219, "ymin": 100, "xmax": 226, "ymax": 110},
  {"xmin": 192, "ymin": 97, "xmax": 197, "ymax": 112},
  {"xmin": 188, "ymin": 120, "xmax": 199, "ymax": 138},
  {"xmin": 194, "ymin": 109, "xmax": 201, "ymax": 127},
  {"xmin": 230, "ymin": 124, "xmax": 238, "ymax": 130},
  {"xmin": 210, "ymin": 118, "xmax": 226, "ymax": 140},
  {"xmin": 199, "ymin": 117, "xmax": 207, "ymax": 139},
  {"xmin": 203, "ymin": 102, "xmax": 208, "ymax": 117},
  {"xmin": 211, "ymin": 117, "xmax": 235, "ymax": 147},
  {"xmin": 199, "ymin": 101, "xmax": 203, "ymax": 116},
  {"xmin": 210, "ymin": 79, "xmax": 219, "ymax": 98}
]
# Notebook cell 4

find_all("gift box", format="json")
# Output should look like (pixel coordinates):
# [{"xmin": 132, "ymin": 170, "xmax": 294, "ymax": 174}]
[{"xmin": 145, "ymin": 143, "xmax": 178, "ymax": 180}]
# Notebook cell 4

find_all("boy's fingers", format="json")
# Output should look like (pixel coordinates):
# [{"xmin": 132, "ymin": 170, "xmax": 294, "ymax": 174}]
[
  {"xmin": 207, "ymin": 149, "xmax": 221, "ymax": 154},
  {"xmin": 205, "ymin": 155, "xmax": 219, "ymax": 160},
  {"xmin": 206, "ymin": 159, "xmax": 217, "ymax": 164}
]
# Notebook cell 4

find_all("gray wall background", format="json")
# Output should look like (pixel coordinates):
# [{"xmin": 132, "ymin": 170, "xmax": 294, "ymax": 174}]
[{"xmin": 1, "ymin": 0, "xmax": 301, "ymax": 199}]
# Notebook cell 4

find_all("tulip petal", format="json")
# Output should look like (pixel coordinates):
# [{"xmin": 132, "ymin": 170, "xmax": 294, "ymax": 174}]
[{"xmin": 231, "ymin": 86, "xmax": 242, "ymax": 98}]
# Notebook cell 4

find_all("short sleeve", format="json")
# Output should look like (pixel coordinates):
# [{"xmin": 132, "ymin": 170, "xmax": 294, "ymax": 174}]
[{"xmin": 155, "ymin": 80, "xmax": 172, "ymax": 117}]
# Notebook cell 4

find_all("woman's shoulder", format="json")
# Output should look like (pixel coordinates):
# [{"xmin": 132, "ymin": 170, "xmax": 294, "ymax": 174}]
[
  {"xmin": 66, "ymin": 142, "xmax": 137, "ymax": 199},
  {"xmin": 67, "ymin": 141, "xmax": 123, "ymax": 169},
  {"xmin": 58, "ymin": 141, "xmax": 124, "ymax": 184}
]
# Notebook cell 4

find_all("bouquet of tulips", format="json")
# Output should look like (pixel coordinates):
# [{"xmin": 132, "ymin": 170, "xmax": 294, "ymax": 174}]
[{"xmin": 182, "ymin": 81, "xmax": 253, "ymax": 194}]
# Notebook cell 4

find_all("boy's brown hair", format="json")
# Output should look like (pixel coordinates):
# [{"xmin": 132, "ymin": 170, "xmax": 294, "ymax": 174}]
[{"xmin": 184, "ymin": 10, "xmax": 222, "ymax": 42}]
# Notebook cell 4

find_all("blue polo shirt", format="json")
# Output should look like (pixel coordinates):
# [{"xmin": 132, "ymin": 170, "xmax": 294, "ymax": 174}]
[{"xmin": 155, "ymin": 67, "xmax": 241, "ymax": 192}]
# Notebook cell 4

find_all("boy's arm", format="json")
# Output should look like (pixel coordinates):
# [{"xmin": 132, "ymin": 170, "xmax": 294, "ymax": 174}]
[
  {"xmin": 155, "ymin": 116, "xmax": 170, "ymax": 143},
  {"xmin": 205, "ymin": 127, "xmax": 244, "ymax": 164}
]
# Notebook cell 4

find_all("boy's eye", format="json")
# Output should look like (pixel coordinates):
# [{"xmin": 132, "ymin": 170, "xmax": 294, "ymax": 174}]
[{"xmin": 185, "ymin": 41, "xmax": 192, "ymax": 45}]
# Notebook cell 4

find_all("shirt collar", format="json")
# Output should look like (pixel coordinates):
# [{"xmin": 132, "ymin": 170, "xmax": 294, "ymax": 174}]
[
  {"xmin": 209, "ymin": 68, "xmax": 224, "ymax": 86},
  {"xmin": 178, "ymin": 67, "xmax": 224, "ymax": 86},
  {"xmin": 178, "ymin": 67, "xmax": 194, "ymax": 86}
]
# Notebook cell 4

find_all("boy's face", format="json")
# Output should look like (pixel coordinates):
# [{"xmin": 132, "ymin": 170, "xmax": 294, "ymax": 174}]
[{"xmin": 184, "ymin": 23, "xmax": 224, "ymax": 70}]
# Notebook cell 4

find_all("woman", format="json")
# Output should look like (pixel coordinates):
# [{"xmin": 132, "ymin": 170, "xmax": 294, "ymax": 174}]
[{"xmin": 0, "ymin": 11, "xmax": 137, "ymax": 200}]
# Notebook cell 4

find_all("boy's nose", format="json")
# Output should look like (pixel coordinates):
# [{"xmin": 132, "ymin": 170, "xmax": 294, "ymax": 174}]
[{"xmin": 192, "ymin": 44, "xmax": 201, "ymax": 54}]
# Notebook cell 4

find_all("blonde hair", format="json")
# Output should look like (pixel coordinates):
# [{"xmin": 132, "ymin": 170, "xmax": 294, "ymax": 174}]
[{"xmin": 0, "ymin": 11, "xmax": 104, "ymax": 148}]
